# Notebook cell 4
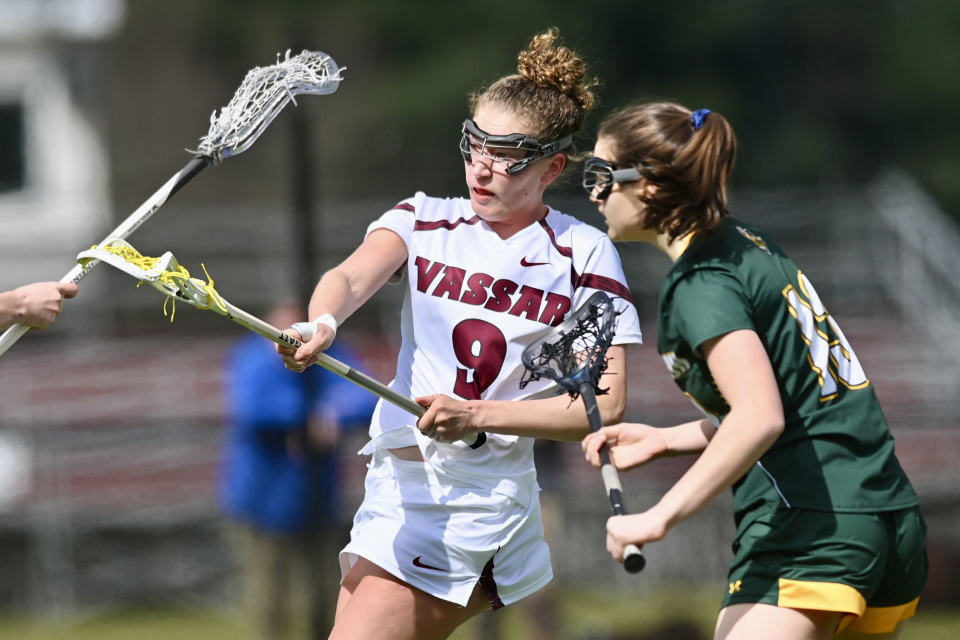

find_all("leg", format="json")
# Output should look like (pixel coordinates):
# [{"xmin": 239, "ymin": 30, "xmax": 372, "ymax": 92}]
[
  {"xmin": 329, "ymin": 556, "xmax": 489, "ymax": 640},
  {"xmin": 286, "ymin": 532, "xmax": 317, "ymax": 640},
  {"xmin": 522, "ymin": 491, "xmax": 562, "ymax": 640},
  {"xmin": 232, "ymin": 523, "xmax": 285, "ymax": 640},
  {"xmin": 715, "ymin": 603, "xmax": 843, "ymax": 640},
  {"xmin": 307, "ymin": 528, "xmax": 347, "ymax": 639}
]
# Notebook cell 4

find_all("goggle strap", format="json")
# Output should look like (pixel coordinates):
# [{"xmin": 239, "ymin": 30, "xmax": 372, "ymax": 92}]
[
  {"xmin": 540, "ymin": 135, "xmax": 573, "ymax": 157},
  {"xmin": 611, "ymin": 167, "xmax": 642, "ymax": 182}
]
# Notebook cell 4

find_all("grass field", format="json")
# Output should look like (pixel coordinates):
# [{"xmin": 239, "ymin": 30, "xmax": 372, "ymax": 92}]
[{"xmin": 1, "ymin": 589, "xmax": 958, "ymax": 640}]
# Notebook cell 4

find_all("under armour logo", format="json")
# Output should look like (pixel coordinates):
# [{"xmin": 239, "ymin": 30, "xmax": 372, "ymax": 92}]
[{"xmin": 728, "ymin": 580, "xmax": 742, "ymax": 594}]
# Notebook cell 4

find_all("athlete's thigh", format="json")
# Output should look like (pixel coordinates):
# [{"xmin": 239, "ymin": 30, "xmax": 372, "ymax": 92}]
[
  {"xmin": 716, "ymin": 603, "xmax": 842, "ymax": 640},
  {"xmin": 330, "ymin": 556, "xmax": 486, "ymax": 640}
]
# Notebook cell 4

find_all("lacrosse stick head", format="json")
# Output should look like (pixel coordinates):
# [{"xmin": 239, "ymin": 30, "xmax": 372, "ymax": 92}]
[
  {"xmin": 520, "ymin": 291, "xmax": 618, "ymax": 398},
  {"xmin": 192, "ymin": 49, "xmax": 344, "ymax": 162},
  {"xmin": 77, "ymin": 238, "xmax": 227, "ymax": 315}
]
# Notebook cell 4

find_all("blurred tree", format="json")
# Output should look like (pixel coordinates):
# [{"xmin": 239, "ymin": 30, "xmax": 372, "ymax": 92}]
[{"xmin": 102, "ymin": 0, "xmax": 960, "ymax": 219}]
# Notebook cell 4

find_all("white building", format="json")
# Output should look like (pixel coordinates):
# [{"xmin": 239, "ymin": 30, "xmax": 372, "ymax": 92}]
[{"xmin": 0, "ymin": 0, "xmax": 124, "ymax": 293}]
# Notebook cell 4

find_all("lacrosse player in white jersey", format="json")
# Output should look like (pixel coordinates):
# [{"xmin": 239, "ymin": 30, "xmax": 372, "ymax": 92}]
[{"xmin": 278, "ymin": 29, "xmax": 643, "ymax": 640}]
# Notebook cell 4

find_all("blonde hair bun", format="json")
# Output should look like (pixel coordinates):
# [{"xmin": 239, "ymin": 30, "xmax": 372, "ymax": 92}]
[{"xmin": 516, "ymin": 28, "xmax": 596, "ymax": 112}]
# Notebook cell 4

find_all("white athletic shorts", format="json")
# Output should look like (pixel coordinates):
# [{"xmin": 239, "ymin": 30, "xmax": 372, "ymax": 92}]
[{"xmin": 339, "ymin": 449, "xmax": 553, "ymax": 608}]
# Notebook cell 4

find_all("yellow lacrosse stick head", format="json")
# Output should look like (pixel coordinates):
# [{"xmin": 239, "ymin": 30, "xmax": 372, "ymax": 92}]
[{"xmin": 77, "ymin": 238, "xmax": 228, "ymax": 319}]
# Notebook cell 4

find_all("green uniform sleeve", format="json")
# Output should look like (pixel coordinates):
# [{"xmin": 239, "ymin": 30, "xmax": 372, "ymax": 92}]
[{"xmin": 672, "ymin": 268, "xmax": 756, "ymax": 354}]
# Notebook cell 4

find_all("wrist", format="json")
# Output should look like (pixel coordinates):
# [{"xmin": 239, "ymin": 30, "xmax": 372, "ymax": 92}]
[
  {"xmin": 464, "ymin": 400, "xmax": 485, "ymax": 433},
  {"xmin": 0, "ymin": 291, "xmax": 15, "ymax": 325},
  {"xmin": 8, "ymin": 290, "xmax": 26, "ymax": 324},
  {"xmin": 648, "ymin": 500, "xmax": 682, "ymax": 534},
  {"xmin": 289, "ymin": 313, "xmax": 338, "ymax": 342},
  {"xmin": 659, "ymin": 426, "xmax": 681, "ymax": 456},
  {"xmin": 662, "ymin": 422, "xmax": 710, "ymax": 455},
  {"xmin": 312, "ymin": 313, "xmax": 338, "ymax": 338}
]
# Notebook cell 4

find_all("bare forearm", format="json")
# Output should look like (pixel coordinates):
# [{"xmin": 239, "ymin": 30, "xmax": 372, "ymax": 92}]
[
  {"xmin": 0, "ymin": 290, "xmax": 17, "ymax": 330},
  {"xmin": 307, "ymin": 268, "xmax": 372, "ymax": 324},
  {"xmin": 661, "ymin": 418, "xmax": 717, "ymax": 455},
  {"xmin": 627, "ymin": 330, "xmax": 785, "ymax": 535},
  {"xmin": 481, "ymin": 344, "xmax": 627, "ymax": 440},
  {"xmin": 306, "ymin": 229, "xmax": 407, "ymax": 324},
  {"xmin": 469, "ymin": 390, "xmax": 624, "ymax": 441},
  {"xmin": 655, "ymin": 410, "xmax": 781, "ymax": 527}
]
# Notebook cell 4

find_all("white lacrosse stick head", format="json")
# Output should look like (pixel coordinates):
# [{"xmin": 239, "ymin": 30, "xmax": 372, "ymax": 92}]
[
  {"xmin": 77, "ymin": 238, "xmax": 224, "ymax": 313},
  {"xmin": 193, "ymin": 49, "xmax": 343, "ymax": 162}
]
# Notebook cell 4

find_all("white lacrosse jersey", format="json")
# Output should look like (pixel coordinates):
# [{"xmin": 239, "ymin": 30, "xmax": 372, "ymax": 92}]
[{"xmin": 359, "ymin": 192, "xmax": 643, "ymax": 508}]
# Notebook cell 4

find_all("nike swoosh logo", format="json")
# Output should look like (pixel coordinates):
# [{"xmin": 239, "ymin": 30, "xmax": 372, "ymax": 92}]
[
  {"xmin": 520, "ymin": 257, "xmax": 550, "ymax": 267},
  {"xmin": 412, "ymin": 556, "xmax": 446, "ymax": 571}
]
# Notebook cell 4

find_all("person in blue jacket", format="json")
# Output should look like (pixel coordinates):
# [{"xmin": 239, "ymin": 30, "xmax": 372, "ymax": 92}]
[{"xmin": 220, "ymin": 300, "xmax": 376, "ymax": 640}]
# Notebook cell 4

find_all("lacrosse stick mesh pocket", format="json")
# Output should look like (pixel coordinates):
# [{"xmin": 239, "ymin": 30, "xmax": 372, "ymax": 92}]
[
  {"xmin": 78, "ymin": 239, "xmax": 228, "ymax": 321},
  {"xmin": 519, "ymin": 291, "xmax": 618, "ymax": 398}
]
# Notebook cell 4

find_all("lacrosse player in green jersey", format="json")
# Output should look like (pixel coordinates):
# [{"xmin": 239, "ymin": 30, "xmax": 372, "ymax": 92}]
[{"xmin": 580, "ymin": 102, "xmax": 925, "ymax": 639}]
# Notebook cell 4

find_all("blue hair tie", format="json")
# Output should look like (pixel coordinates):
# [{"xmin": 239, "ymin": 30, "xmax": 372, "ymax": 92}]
[{"xmin": 691, "ymin": 108, "xmax": 712, "ymax": 130}]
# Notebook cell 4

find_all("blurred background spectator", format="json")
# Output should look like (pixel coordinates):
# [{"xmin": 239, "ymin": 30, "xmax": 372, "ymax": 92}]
[{"xmin": 221, "ymin": 300, "xmax": 376, "ymax": 639}]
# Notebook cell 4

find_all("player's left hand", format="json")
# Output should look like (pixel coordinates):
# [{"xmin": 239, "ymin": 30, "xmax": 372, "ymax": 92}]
[
  {"xmin": 582, "ymin": 423, "xmax": 668, "ymax": 471},
  {"xmin": 414, "ymin": 394, "xmax": 480, "ymax": 443},
  {"xmin": 606, "ymin": 510, "xmax": 668, "ymax": 563}
]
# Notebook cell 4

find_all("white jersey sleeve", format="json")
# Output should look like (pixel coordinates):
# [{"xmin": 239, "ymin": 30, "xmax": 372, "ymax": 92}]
[
  {"xmin": 365, "ymin": 196, "xmax": 416, "ymax": 245},
  {"xmin": 562, "ymin": 221, "xmax": 643, "ymax": 347}
]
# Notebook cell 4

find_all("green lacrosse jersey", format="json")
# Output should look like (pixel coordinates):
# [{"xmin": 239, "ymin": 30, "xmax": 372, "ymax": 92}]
[{"xmin": 657, "ymin": 217, "xmax": 918, "ymax": 520}]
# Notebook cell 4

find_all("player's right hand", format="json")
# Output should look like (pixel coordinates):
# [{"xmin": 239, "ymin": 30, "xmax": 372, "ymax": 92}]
[
  {"xmin": 277, "ymin": 326, "xmax": 328, "ymax": 373},
  {"xmin": 606, "ymin": 510, "xmax": 668, "ymax": 563},
  {"xmin": 15, "ymin": 281, "xmax": 78, "ymax": 329},
  {"xmin": 582, "ymin": 423, "xmax": 669, "ymax": 471}
]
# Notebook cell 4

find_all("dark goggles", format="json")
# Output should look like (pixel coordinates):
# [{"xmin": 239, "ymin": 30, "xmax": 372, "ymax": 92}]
[
  {"xmin": 459, "ymin": 119, "xmax": 573, "ymax": 175},
  {"xmin": 582, "ymin": 156, "xmax": 643, "ymax": 200}
]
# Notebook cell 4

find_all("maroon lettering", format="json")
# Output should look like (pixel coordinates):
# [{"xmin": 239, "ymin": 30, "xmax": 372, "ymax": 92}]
[
  {"xmin": 412, "ymin": 256, "xmax": 574, "ymax": 327},
  {"xmin": 538, "ymin": 293, "xmax": 571, "ymax": 326},
  {"xmin": 414, "ymin": 257, "xmax": 444, "ymax": 293},
  {"xmin": 432, "ymin": 266, "xmax": 466, "ymax": 300},
  {"xmin": 508, "ymin": 285, "xmax": 545, "ymax": 321},
  {"xmin": 484, "ymin": 279, "xmax": 518, "ymax": 312},
  {"xmin": 460, "ymin": 272, "xmax": 493, "ymax": 306}
]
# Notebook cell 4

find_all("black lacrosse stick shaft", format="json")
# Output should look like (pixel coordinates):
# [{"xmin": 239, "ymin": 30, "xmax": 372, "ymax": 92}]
[{"xmin": 579, "ymin": 383, "xmax": 646, "ymax": 574}]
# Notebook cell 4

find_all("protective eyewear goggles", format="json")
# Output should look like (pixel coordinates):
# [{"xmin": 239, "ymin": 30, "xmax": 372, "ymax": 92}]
[
  {"xmin": 582, "ymin": 156, "xmax": 643, "ymax": 200},
  {"xmin": 459, "ymin": 119, "xmax": 572, "ymax": 175}
]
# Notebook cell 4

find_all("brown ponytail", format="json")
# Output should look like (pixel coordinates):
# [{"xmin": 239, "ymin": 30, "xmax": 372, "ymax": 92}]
[{"xmin": 598, "ymin": 102, "xmax": 737, "ymax": 240}]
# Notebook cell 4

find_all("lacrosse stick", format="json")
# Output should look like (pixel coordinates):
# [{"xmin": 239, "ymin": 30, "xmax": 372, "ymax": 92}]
[
  {"xmin": 76, "ymin": 239, "xmax": 487, "ymax": 449},
  {"xmin": 0, "ymin": 49, "xmax": 344, "ymax": 356},
  {"xmin": 520, "ymin": 291, "xmax": 645, "ymax": 573}
]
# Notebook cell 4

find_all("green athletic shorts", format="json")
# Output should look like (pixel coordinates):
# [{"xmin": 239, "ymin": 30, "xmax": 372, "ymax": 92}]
[{"xmin": 722, "ymin": 505, "xmax": 927, "ymax": 634}]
